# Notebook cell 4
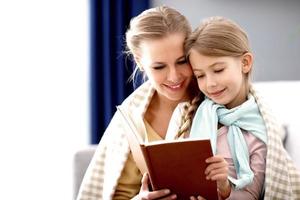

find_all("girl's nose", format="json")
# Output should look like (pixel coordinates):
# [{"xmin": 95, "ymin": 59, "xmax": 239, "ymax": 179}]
[{"xmin": 206, "ymin": 75, "xmax": 217, "ymax": 88}]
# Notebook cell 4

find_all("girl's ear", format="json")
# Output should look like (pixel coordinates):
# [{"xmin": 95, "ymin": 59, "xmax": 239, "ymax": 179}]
[{"xmin": 241, "ymin": 52, "xmax": 253, "ymax": 74}]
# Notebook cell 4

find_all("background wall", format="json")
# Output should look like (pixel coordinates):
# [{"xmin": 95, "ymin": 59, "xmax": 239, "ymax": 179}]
[
  {"xmin": 0, "ymin": 1, "xmax": 89, "ymax": 199},
  {"xmin": 152, "ymin": 0, "xmax": 300, "ymax": 81}
]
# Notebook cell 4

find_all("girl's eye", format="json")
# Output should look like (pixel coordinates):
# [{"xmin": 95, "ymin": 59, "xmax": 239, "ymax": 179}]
[{"xmin": 215, "ymin": 68, "xmax": 224, "ymax": 73}]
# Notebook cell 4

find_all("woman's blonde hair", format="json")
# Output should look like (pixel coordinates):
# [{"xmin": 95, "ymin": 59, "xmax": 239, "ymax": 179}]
[
  {"xmin": 125, "ymin": 6, "xmax": 192, "ymax": 82},
  {"xmin": 178, "ymin": 17, "xmax": 252, "ymax": 137}
]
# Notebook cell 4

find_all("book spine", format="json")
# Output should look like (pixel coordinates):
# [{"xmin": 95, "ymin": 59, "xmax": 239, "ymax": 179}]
[{"xmin": 140, "ymin": 145, "xmax": 157, "ymax": 191}]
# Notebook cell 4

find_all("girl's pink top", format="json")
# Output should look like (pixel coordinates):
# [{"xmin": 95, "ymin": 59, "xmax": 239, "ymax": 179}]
[{"xmin": 217, "ymin": 126, "xmax": 267, "ymax": 200}]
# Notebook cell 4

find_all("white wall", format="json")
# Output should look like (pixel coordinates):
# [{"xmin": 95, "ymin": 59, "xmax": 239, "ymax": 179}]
[{"xmin": 0, "ymin": 0, "xmax": 89, "ymax": 199}]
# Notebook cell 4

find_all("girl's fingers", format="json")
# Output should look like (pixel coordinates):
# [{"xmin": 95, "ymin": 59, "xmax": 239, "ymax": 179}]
[
  {"xmin": 206, "ymin": 166, "xmax": 228, "ymax": 178},
  {"xmin": 205, "ymin": 156, "xmax": 228, "ymax": 175},
  {"xmin": 208, "ymin": 173, "xmax": 228, "ymax": 181}
]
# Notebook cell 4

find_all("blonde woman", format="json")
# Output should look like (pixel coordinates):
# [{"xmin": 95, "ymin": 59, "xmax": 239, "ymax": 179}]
[{"xmin": 76, "ymin": 6, "xmax": 201, "ymax": 200}]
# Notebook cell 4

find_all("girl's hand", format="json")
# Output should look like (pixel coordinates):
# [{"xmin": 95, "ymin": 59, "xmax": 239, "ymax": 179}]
[
  {"xmin": 132, "ymin": 173, "xmax": 177, "ymax": 200},
  {"xmin": 205, "ymin": 155, "xmax": 231, "ymax": 199}
]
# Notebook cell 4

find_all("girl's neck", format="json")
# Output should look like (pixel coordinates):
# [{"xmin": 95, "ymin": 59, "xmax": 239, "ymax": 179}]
[{"xmin": 226, "ymin": 83, "xmax": 249, "ymax": 109}]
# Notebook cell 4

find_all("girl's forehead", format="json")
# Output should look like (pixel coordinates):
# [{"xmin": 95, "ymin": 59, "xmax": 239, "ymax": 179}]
[{"xmin": 189, "ymin": 51, "xmax": 240, "ymax": 70}]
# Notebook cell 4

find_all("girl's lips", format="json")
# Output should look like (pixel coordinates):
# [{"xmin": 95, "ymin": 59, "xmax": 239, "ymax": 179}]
[{"xmin": 209, "ymin": 88, "xmax": 225, "ymax": 97}]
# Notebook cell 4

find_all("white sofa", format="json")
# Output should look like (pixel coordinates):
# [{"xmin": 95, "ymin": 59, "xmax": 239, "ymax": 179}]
[{"xmin": 73, "ymin": 81, "xmax": 300, "ymax": 199}]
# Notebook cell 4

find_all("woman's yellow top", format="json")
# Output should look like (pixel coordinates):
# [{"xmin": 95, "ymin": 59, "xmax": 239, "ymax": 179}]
[{"xmin": 113, "ymin": 120, "xmax": 163, "ymax": 199}]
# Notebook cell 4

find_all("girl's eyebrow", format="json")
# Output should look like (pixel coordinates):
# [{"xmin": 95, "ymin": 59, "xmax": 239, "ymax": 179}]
[{"xmin": 193, "ymin": 61, "xmax": 226, "ymax": 71}]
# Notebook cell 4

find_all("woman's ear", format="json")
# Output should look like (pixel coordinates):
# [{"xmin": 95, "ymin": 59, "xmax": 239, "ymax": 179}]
[
  {"xmin": 134, "ymin": 57, "xmax": 144, "ymax": 71},
  {"xmin": 241, "ymin": 52, "xmax": 253, "ymax": 74}
]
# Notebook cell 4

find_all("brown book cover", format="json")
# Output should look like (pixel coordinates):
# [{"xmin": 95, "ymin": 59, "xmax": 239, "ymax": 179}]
[{"xmin": 140, "ymin": 139, "xmax": 218, "ymax": 200}]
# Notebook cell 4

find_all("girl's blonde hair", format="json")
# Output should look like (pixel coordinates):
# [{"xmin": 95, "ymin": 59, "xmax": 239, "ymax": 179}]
[
  {"xmin": 125, "ymin": 6, "xmax": 192, "ymax": 82},
  {"xmin": 178, "ymin": 17, "xmax": 252, "ymax": 137},
  {"xmin": 185, "ymin": 16, "xmax": 250, "ymax": 58}
]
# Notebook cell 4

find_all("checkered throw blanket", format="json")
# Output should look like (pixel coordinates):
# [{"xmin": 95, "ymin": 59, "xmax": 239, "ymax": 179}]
[
  {"xmin": 251, "ymin": 86, "xmax": 300, "ymax": 199},
  {"xmin": 76, "ymin": 82, "xmax": 300, "ymax": 200}
]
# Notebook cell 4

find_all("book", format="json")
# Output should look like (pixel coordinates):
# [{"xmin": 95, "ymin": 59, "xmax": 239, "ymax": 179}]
[
  {"xmin": 140, "ymin": 139, "xmax": 218, "ymax": 200},
  {"xmin": 116, "ymin": 106, "xmax": 218, "ymax": 200}
]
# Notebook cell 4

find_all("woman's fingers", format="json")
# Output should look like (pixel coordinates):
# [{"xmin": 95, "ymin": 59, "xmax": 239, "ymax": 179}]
[
  {"xmin": 140, "ymin": 173, "xmax": 150, "ymax": 191},
  {"xmin": 142, "ymin": 189, "xmax": 175, "ymax": 200},
  {"xmin": 190, "ymin": 196, "xmax": 206, "ymax": 200},
  {"xmin": 139, "ymin": 173, "xmax": 176, "ymax": 199}
]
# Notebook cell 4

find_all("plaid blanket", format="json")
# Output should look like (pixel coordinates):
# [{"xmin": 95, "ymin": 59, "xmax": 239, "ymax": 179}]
[
  {"xmin": 76, "ymin": 82, "xmax": 300, "ymax": 200},
  {"xmin": 76, "ymin": 81, "xmax": 154, "ymax": 200},
  {"xmin": 251, "ymin": 85, "xmax": 300, "ymax": 199}
]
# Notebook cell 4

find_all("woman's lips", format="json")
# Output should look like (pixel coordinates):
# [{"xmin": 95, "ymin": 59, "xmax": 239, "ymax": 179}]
[{"xmin": 165, "ymin": 81, "xmax": 184, "ymax": 90}]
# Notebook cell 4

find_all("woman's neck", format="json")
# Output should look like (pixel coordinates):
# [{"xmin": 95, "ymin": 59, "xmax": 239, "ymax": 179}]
[
  {"xmin": 144, "ymin": 92, "xmax": 189, "ymax": 138},
  {"xmin": 154, "ymin": 92, "xmax": 188, "ymax": 111}
]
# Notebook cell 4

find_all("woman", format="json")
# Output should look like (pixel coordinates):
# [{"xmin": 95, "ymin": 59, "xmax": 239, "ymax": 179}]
[{"xmin": 76, "ymin": 6, "xmax": 199, "ymax": 200}]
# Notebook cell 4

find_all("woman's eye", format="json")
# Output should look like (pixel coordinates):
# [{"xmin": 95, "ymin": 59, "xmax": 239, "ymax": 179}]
[
  {"xmin": 195, "ymin": 74, "xmax": 204, "ymax": 79},
  {"xmin": 153, "ymin": 65, "xmax": 165, "ymax": 70},
  {"xmin": 177, "ymin": 59, "xmax": 187, "ymax": 65}
]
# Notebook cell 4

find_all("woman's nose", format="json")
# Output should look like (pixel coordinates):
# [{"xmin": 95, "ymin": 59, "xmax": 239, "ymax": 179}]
[{"xmin": 167, "ymin": 66, "xmax": 180, "ymax": 82}]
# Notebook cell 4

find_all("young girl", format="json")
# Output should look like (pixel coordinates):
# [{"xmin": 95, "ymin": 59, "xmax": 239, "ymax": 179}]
[{"xmin": 170, "ymin": 16, "xmax": 300, "ymax": 199}]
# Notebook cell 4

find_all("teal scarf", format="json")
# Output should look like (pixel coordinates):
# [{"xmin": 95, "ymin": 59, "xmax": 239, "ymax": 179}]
[{"xmin": 189, "ymin": 94, "xmax": 267, "ymax": 189}]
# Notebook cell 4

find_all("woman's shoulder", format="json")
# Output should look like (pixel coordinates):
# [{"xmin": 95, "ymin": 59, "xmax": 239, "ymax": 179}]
[
  {"xmin": 250, "ymin": 85, "xmax": 286, "ymax": 142},
  {"xmin": 120, "ymin": 81, "xmax": 155, "ymax": 112}
]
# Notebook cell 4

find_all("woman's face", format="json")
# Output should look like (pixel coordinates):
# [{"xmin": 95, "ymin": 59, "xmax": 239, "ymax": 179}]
[{"xmin": 138, "ymin": 33, "xmax": 193, "ymax": 103}]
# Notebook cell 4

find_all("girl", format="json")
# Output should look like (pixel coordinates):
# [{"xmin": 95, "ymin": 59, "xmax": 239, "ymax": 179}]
[
  {"xmin": 76, "ymin": 6, "xmax": 200, "ymax": 200},
  {"xmin": 170, "ymin": 16, "xmax": 300, "ymax": 199}
]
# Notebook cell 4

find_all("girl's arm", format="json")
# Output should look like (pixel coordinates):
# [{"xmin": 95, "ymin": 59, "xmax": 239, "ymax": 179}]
[
  {"xmin": 227, "ymin": 135, "xmax": 267, "ymax": 199},
  {"xmin": 205, "ymin": 155, "xmax": 231, "ymax": 199}
]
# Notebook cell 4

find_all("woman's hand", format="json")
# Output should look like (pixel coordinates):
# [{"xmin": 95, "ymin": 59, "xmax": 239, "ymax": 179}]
[
  {"xmin": 132, "ymin": 173, "xmax": 177, "ymax": 200},
  {"xmin": 189, "ymin": 196, "xmax": 206, "ymax": 200},
  {"xmin": 205, "ymin": 155, "xmax": 231, "ymax": 199}
]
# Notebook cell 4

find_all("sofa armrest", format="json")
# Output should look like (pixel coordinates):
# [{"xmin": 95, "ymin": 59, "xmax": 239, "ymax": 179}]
[{"xmin": 73, "ymin": 145, "xmax": 97, "ymax": 199}]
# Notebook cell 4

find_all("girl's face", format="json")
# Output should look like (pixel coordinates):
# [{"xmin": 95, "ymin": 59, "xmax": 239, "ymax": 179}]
[
  {"xmin": 138, "ymin": 33, "xmax": 193, "ymax": 103},
  {"xmin": 189, "ymin": 50, "xmax": 252, "ymax": 109}
]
